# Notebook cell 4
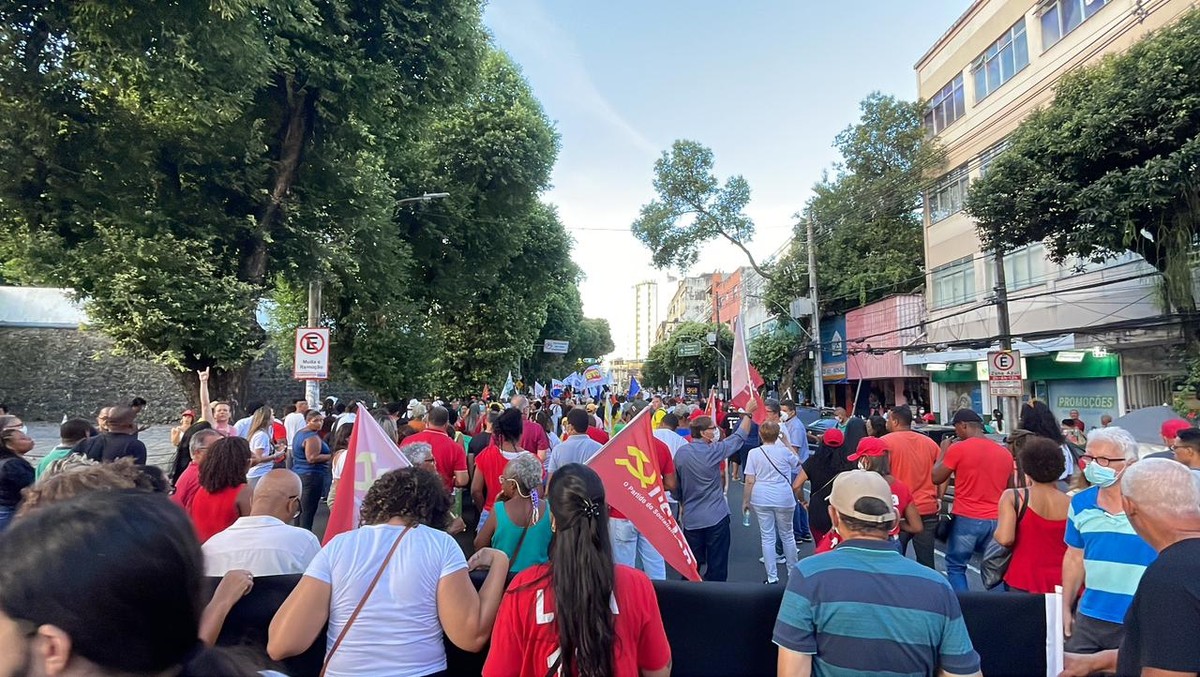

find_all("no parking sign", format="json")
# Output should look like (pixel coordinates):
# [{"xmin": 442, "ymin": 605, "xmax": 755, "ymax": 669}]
[
  {"xmin": 294, "ymin": 328, "xmax": 330, "ymax": 380},
  {"xmin": 988, "ymin": 350, "xmax": 1023, "ymax": 397}
]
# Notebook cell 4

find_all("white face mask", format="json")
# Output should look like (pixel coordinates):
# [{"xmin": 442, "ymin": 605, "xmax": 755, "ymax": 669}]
[{"xmin": 781, "ymin": 412, "xmax": 791, "ymax": 422}]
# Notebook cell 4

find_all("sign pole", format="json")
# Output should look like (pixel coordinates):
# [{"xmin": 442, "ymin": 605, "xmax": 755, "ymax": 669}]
[
  {"xmin": 993, "ymin": 249, "xmax": 1019, "ymax": 433},
  {"xmin": 305, "ymin": 280, "xmax": 322, "ymax": 407},
  {"xmin": 808, "ymin": 215, "xmax": 824, "ymax": 409}
]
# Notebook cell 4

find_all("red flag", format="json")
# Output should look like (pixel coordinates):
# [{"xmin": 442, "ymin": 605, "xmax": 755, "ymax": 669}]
[
  {"xmin": 730, "ymin": 316, "xmax": 767, "ymax": 423},
  {"xmin": 705, "ymin": 389, "xmax": 718, "ymax": 417},
  {"xmin": 587, "ymin": 408, "xmax": 702, "ymax": 582},
  {"xmin": 481, "ymin": 384, "xmax": 491, "ymax": 401},
  {"xmin": 324, "ymin": 404, "xmax": 413, "ymax": 545}
]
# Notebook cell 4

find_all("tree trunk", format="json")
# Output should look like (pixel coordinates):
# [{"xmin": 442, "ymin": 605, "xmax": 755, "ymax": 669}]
[{"xmin": 779, "ymin": 350, "xmax": 806, "ymax": 402}]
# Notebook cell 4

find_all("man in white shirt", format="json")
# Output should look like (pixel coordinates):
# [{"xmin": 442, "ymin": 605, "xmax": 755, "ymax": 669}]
[
  {"xmin": 653, "ymin": 413, "xmax": 687, "ymax": 514},
  {"xmin": 203, "ymin": 469, "xmax": 322, "ymax": 576},
  {"xmin": 283, "ymin": 398, "xmax": 309, "ymax": 447}
]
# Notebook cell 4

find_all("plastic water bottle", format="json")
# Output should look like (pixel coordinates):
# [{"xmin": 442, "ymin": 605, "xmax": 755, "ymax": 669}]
[{"xmin": 742, "ymin": 508, "xmax": 751, "ymax": 527}]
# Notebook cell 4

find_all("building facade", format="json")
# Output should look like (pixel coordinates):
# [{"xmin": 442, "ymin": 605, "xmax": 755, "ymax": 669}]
[{"xmin": 910, "ymin": 0, "xmax": 1193, "ymax": 422}]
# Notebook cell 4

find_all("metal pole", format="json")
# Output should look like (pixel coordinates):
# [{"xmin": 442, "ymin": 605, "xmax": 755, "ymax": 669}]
[
  {"xmin": 994, "ymin": 250, "xmax": 1019, "ymax": 434},
  {"xmin": 305, "ymin": 279, "xmax": 322, "ymax": 408},
  {"xmin": 807, "ymin": 215, "xmax": 825, "ymax": 409}
]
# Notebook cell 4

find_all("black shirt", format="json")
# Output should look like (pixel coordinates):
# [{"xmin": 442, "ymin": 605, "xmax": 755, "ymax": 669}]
[
  {"xmin": 79, "ymin": 432, "xmax": 147, "ymax": 465},
  {"xmin": 467, "ymin": 432, "xmax": 491, "ymax": 458},
  {"xmin": 0, "ymin": 452, "xmax": 34, "ymax": 508},
  {"xmin": 1117, "ymin": 538, "xmax": 1200, "ymax": 676}
]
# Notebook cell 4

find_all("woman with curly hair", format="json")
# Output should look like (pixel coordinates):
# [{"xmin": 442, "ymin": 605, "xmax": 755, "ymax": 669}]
[
  {"xmin": 994, "ymin": 436, "xmax": 1070, "ymax": 593},
  {"xmin": 269, "ymin": 466, "xmax": 511, "ymax": 677},
  {"xmin": 474, "ymin": 452, "xmax": 552, "ymax": 573},
  {"xmin": 187, "ymin": 436, "xmax": 252, "ymax": 543},
  {"xmin": 483, "ymin": 463, "xmax": 671, "ymax": 677}
]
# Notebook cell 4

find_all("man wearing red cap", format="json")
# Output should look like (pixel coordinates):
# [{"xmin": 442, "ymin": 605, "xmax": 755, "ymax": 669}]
[
  {"xmin": 814, "ymin": 438, "xmax": 923, "ymax": 553},
  {"xmin": 1161, "ymin": 418, "xmax": 1193, "ymax": 449}
]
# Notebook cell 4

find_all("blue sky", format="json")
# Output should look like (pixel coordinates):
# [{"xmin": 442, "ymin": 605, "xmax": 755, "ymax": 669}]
[{"xmin": 484, "ymin": 1, "xmax": 972, "ymax": 359}]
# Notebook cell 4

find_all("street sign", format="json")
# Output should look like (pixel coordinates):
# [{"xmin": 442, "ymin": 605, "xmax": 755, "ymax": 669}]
[
  {"xmin": 988, "ymin": 350, "xmax": 1023, "ymax": 397},
  {"xmin": 543, "ymin": 339, "xmax": 570, "ymax": 354},
  {"xmin": 678, "ymin": 342, "xmax": 703, "ymax": 357},
  {"xmin": 294, "ymin": 328, "xmax": 330, "ymax": 380}
]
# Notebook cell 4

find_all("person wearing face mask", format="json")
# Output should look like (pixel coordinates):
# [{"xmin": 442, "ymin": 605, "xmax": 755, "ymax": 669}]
[
  {"xmin": 1061, "ymin": 425, "xmax": 1157, "ymax": 659},
  {"xmin": 0, "ymin": 420, "xmax": 35, "ymax": 532},
  {"xmin": 201, "ymin": 468, "xmax": 320, "ymax": 576}
]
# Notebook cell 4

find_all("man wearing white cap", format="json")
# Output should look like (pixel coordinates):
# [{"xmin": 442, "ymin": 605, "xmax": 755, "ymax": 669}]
[{"xmin": 774, "ymin": 470, "xmax": 981, "ymax": 677}]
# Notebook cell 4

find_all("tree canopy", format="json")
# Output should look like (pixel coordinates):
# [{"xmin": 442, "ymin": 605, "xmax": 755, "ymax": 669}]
[
  {"xmin": 966, "ymin": 9, "xmax": 1200, "ymax": 313},
  {"xmin": 640, "ymin": 322, "xmax": 733, "ymax": 392},
  {"xmin": 0, "ymin": 1, "xmax": 608, "ymax": 402}
]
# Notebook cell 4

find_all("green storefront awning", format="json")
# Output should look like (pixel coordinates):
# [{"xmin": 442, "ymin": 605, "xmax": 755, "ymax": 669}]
[
  {"xmin": 1026, "ymin": 353, "xmax": 1120, "ymax": 380},
  {"xmin": 931, "ymin": 362, "xmax": 980, "ymax": 384}
]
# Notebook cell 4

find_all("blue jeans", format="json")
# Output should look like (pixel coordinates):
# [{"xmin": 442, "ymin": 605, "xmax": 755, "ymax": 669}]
[
  {"xmin": 793, "ymin": 501, "xmax": 811, "ymax": 539},
  {"xmin": 0, "ymin": 505, "xmax": 14, "ymax": 533},
  {"xmin": 945, "ymin": 515, "xmax": 997, "ymax": 592},
  {"xmin": 611, "ymin": 517, "xmax": 666, "ymax": 580}
]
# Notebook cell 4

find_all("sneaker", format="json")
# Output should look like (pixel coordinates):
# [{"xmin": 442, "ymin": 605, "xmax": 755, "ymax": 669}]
[
  {"xmin": 764, "ymin": 579, "xmax": 780, "ymax": 585},
  {"xmin": 776, "ymin": 555, "xmax": 787, "ymax": 564},
  {"xmin": 796, "ymin": 534, "xmax": 814, "ymax": 543},
  {"xmin": 758, "ymin": 556, "xmax": 765, "ymax": 563}
]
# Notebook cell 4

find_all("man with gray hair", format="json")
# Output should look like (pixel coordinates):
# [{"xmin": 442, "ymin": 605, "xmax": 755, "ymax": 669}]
[
  {"xmin": 399, "ymin": 441, "xmax": 436, "ymax": 472},
  {"xmin": 1062, "ymin": 426, "xmax": 1158, "ymax": 657},
  {"xmin": 1062, "ymin": 459, "xmax": 1200, "ymax": 676},
  {"xmin": 170, "ymin": 428, "xmax": 220, "ymax": 510}
]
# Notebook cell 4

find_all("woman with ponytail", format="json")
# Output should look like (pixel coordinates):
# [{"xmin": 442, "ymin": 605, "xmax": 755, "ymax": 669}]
[
  {"xmin": 474, "ymin": 452, "xmax": 552, "ymax": 573},
  {"xmin": 483, "ymin": 463, "xmax": 672, "ymax": 677}
]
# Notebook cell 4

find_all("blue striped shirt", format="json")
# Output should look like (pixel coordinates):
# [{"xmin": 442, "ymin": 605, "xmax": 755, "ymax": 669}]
[
  {"xmin": 773, "ymin": 539, "xmax": 980, "ymax": 676},
  {"xmin": 1065, "ymin": 486, "xmax": 1157, "ymax": 624}
]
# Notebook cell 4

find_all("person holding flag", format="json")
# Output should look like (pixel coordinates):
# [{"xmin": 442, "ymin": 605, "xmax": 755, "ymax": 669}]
[{"xmin": 674, "ymin": 396, "xmax": 758, "ymax": 581}]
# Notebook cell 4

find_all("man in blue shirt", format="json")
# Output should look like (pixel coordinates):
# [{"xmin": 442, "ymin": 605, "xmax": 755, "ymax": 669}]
[
  {"xmin": 674, "ymin": 398, "xmax": 757, "ymax": 581},
  {"xmin": 777, "ymin": 399, "xmax": 813, "ymax": 543},
  {"xmin": 774, "ymin": 470, "xmax": 982, "ymax": 677}
]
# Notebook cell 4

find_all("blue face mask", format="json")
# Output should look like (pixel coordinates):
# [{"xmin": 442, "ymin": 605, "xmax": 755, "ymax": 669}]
[{"xmin": 1083, "ymin": 460, "xmax": 1119, "ymax": 488}]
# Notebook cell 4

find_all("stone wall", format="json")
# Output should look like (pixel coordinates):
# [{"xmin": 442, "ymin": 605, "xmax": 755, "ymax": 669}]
[{"xmin": 0, "ymin": 327, "xmax": 373, "ymax": 422}]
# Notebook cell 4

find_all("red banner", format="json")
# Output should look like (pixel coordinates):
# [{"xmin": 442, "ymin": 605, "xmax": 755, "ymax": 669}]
[
  {"xmin": 587, "ymin": 408, "xmax": 701, "ymax": 581},
  {"xmin": 324, "ymin": 404, "xmax": 412, "ymax": 545},
  {"xmin": 730, "ymin": 316, "xmax": 768, "ymax": 424}
]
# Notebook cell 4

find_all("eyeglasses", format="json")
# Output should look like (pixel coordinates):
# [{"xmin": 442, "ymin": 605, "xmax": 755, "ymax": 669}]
[{"xmin": 1080, "ymin": 454, "xmax": 1126, "ymax": 467}]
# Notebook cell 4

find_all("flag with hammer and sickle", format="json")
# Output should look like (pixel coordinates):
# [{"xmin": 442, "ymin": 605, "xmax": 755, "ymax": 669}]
[{"xmin": 587, "ymin": 407, "xmax": 701, "ymax": 581}]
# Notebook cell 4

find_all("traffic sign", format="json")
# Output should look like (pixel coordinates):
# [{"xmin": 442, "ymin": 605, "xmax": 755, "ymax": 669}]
[
  {"xmin": 988, "ymin": 350, "xmax": 1023, "ymax": 397},
  {"xmin": 294, "ymin": 328, "xmax": 330, "ymax": 380},
  {"xmin": 678, "ymin": 342, "xmax": 703, "ymax": 357},
  {"xmin": 543, "ymin": 339, "xmax": 570, "ymax": 354}
]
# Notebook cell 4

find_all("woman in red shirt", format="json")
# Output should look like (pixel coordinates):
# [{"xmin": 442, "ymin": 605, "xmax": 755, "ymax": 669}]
[
  {"xmin": 187, "ymin": 436, "xmax": 252, "ymax": 543},
  {"xmin": 994, "ymin": 436, "xmax": 1069, "ymax": 593},
  {"xmin": 483, "ymin": 463, "xmax": 671, "ymax": 677}
]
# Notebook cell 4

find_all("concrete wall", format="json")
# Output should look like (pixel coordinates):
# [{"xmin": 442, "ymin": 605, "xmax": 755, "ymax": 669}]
[{"xmin": 0, "ymin": 327, "xmax": 373, "ymax": 422}]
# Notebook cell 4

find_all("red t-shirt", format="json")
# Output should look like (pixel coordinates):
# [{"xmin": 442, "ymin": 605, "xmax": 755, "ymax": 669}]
[
  {"xmin": 942, "ymin": 437, "xmax": 1014, "ymax": 520},
  {"xmin": 521, "ymin": 419, "xmax": 552, "ymax": 456},
  {"xmin": 482, "ymin": 564, "xmax": 671, "ymax": 677},
  {"xmin": 884, "ymin": 430, "xmax": 941, "ymax": 516},
  {"xmin": 610, "ymin": 437, "xmax": 674, "ymax": 521},
  {"xmin": 475, "ymin": 444, "xmax": 522, "ymax": 513},
  {"xmin": 814, "ymin": 476, "xmax": 912, "ymax": 551},
  {"xmin": 405, "ymin": 429, "xmax": 467, "ymax": 493},
  {"xmin": 586, "ymin": 426, "xmax": 610, "ymax": 445},
  {"xmin": 171, "ymin": 462, "xmax": 202, "ymax": 510}
]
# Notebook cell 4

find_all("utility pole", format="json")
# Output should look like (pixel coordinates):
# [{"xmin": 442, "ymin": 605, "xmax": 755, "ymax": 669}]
[
  {"xmin": 807, "ymin": 215, "xmax": 825, "ymax": 409},
  {"xmin": 993, "ymin": 250, "xmax": 1019, "ymax": 434},
  {"xmin": 305, "ymin": 279, "xmax": 322, "ymax": 408}
]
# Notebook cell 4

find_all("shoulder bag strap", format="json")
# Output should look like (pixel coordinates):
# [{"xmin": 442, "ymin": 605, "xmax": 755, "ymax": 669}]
[
  {"xmin": 756, "ymin": 447, "xmax": 788, "ymax": 483},
  {"xmin": 1016, "ymin": 487, "xmax": 1030, "ymax": 523},
  {"xmin": 510, "ymin": 524, "xmax": 532, "ymax": 564},
  {"xmin": 320, "ymin": 526, "xmax": 412, "ymax": 676}
]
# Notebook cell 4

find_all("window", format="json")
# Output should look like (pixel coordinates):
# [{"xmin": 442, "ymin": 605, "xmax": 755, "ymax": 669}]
[
  {"xmin": 971, "ymin": 19, "xmax": 1029, "ymax": 102},
  {"xmin": 1040, "ymin": 0, "xmax": 1110, "ymax": 50},
  {"xmin": 923, "ymin": 74, "xmax": 965, "ymax": 134},
  {"xmin": 979, "ymin": 139, "xmax": 1010, "ymax": 177},
  {"xmin": 932, "ymin": 257, "xmax": 977, "ymax": 309},
  {"xmin": 927, "ymin": 165, "xmax": 970, "ymax": 223}
]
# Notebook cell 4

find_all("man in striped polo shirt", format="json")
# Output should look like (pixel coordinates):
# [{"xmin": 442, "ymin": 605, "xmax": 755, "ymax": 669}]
[
  {"xmin": 1062, "ymin": 426, "xmax": 1158, "ymax": 655},
  {"xmin": 773, "ymin": 470, "xmax": 981, "ymax": 677}
]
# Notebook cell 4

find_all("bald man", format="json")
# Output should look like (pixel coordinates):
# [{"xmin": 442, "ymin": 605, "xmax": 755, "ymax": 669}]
[
  {"xmin": 1063, "ymin": 459, "xmax": 1200, "ymax": 677},
  {"xmin": 202, "ymin": 469, "xmax": 321, "ymax": 576}
]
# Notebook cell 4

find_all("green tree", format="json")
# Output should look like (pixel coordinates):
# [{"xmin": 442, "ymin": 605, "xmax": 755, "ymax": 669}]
[
  {"xmin": 0, "ymin": 0, "xmax": 486, "ymax": 403},
  {"xmin": 631, "ymin": 140, "xmax": 773, "ymax": 279},
  {"xmin": 966, "ymin": 10, "xmax": 1200, "ymax": 315},
  {"xmin": 760, "ymin": 93, "xmax": 938, "ymax": 398}
]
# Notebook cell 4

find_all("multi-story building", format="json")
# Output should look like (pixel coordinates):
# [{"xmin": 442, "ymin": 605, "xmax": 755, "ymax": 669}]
[
  {"xmin": 663, "ymin": 274, "xmax": 719, "ymax": 338},
  {"xmin": 909, "ymin": 0, "xmax": 1193, "ymax": 424},
  {"xmin": 632, "ymin": 281, "xmax": 658, "ymax": 361}
]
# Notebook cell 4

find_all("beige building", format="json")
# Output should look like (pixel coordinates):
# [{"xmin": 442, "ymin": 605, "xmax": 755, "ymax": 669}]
[{"xmin": 910, "ymin": 0, "xmax": 1193, "ymax": 422}]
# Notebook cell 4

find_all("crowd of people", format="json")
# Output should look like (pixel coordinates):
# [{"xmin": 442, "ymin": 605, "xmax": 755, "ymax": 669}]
[{"xmin": 0, "ymin": 386, "xmax": 1198, "ymax": 676}]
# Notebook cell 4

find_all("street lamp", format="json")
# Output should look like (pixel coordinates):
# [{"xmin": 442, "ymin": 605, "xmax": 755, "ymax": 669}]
[{"xmin": 305, "ymin": 191, "xmax": 450, "ymax": 406}]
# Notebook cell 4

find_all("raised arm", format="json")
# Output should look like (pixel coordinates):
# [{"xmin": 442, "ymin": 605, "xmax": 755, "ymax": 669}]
[{"xmin": 198, "ymin": 368, "xmax": 211, "ymax": 423}]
